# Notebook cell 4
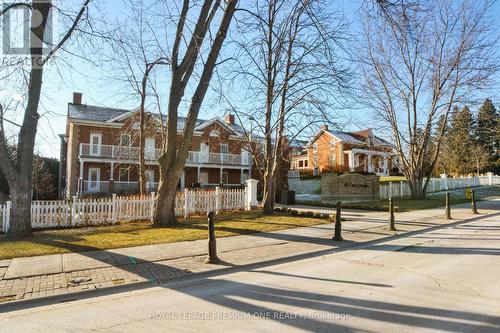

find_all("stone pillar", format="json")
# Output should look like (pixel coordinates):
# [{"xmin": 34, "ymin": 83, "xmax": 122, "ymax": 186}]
[{"xmin": 246, "ymin": 179, "xmax": 259, "ymax": 210}]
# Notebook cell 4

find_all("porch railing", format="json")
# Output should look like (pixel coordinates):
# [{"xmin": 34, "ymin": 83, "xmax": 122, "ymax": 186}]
[{"xmin": 81, "ymin": 143, "xmax": 251, "ymax": 166}]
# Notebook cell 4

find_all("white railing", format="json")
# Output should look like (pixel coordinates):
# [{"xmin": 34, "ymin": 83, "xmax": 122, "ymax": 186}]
[
  {"xmin": 81, "ymin": 143, "xmax": 251, "ymax": 166},
  {"xmin": 0, "ymin": 187, "xmax": 250, "ymax": 232},
  {"xmin": 82, "ymin": 181, "xmax": 110, "ymax": 193},
  {"xmin": 379, "ymin": 175, "xmax": 499, "ymax": 199},
  {"xmin": 114, "ymin": 181, "xmax": 139, "ymax": 193},
  {"xmin": 80, "ymin": 143, "xmax": 161, "ymax": 161}
]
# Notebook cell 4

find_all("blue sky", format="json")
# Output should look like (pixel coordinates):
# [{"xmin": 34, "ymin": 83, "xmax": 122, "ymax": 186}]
[{"xmin": 12, "ymin": 0, "xmax": 500, "ymax": 158}]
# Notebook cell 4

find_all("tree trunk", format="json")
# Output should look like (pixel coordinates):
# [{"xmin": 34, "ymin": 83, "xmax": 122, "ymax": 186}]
[
  {"xmin": 407, "ymin": 176, "xmax": 426, "ymax": 198},
  {"xmin": 8, "ymin": 180, "xmax": 32, "ymax": 236},
  {"xmin": 153, "ymin": 163, "xmax": 180, "ymax": 226},
  {"xmin": 262, "ymin": 169, "xmax": 275, "ymax": 214},
  {"xmin": 138, "ymin": 110, "xmax": 146, "ymax": 195}
]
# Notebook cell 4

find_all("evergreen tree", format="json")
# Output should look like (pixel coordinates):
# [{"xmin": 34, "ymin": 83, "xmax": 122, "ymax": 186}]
[
  {"xmin": 447, "ymin": 106, "xmax": 475, "ymax": 174},
  {"xmin": 475, "ymin": 98, "xmax": 498, "ymax": 171}
]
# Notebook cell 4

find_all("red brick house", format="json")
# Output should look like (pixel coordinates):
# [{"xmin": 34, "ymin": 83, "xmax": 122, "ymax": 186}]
[
  {"xmin": 290, "ymin": 125, "xmax": 398, "ymax": 176},
  {"xmin": 60, "ymin": 93, "xmax": 259, "ymax": 197}
]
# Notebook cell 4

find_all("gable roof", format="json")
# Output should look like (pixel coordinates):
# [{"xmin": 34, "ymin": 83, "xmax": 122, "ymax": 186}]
[
  {"xmin": 67, "ymin": 102, "xmax": 251, "ymax": 136},
  {"xmin": 305, "ymin": 128, "xmax": 393, "ymax": 148},
  {"xmin": 68, "ymin": 103, "xmax": 129, "ymax": 122}
]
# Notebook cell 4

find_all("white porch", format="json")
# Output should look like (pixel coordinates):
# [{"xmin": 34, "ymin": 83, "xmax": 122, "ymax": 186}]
[{"xmin": 345, "ymin": 149, "xmax": 390, "ymax": 176}]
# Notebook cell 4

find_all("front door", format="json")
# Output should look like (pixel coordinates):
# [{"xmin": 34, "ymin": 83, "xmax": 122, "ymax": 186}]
[
  {"xmin": 145, "ymin": 170, "xmax": 155, "ymax": 192},
  {"xmin": 90, "ymin": 133, "xmax": 102, "ymax": 156},
  {"xmin": 145, "ymin": 137, "xmax": 155, "ymax": 160},
  {"xmin": 200, "ymin": 142, "xmax": 209, "ymax": 163},
  {"xmin": 88, "ymin": 167, "xmax": 100, "ymax": 192}
]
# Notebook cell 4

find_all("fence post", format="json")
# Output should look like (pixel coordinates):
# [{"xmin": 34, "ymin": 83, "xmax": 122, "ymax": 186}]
[
  {"xmin": 215, "ymin": 186, "xmax": 221, "ymax": 214},
  {"xmin": 112, "ymin": 193, "xmax": 117, "ymax": 224},
  {"xmin": 388, "ymin": 198, "xmax": 396, "ymax": 231},
  {"xmin": 4, "ymin": 201, "xmax": 11, "ymax": 233},
  {"xmin": 71, "ymin": 195, "xmax": 78, "ymax": 226},
  {"xmin": 245, "ymin": 179, "xmax": 259, "ymax": 210},
  {"xmin": 150, "ymin": 192, "xmax": 155, "ymax": 221},
  {"xmin": 445, "ymin": 192, "xmax": 451, "ymax": 219},
  {"xmin": 184, "ymin": 188, "xmax": 189, "ymax": 218},
  {"xmin": 205, "ymin": 211, "xmax": 220, "ymax": 264},
  {"xmin": 487, "ymin": 172, "xmax": 493, "ymax": 186},
  {"xmin": 332, "ymin": 202, "xmax": 343, "ymax": 241}
]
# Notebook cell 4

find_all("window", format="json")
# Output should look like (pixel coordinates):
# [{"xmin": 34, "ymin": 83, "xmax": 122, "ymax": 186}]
[
  {"xmin": 330, "ymin": 140, "xmax": 336, "ymax": 149},
  {"xmin": 298, "ymin": 160, "xmax": 304, "ymax": 168},
  {"xmin": 330, "ymin": 153, "xmax": 336, "ymax": 167},
  {"xmin": 221, "ymin": 171, "xmax": 228, "ymax": 184},
  {"xmin": 120, "ymin": 134, "xmax": 131, "ymax": 147},
  {"xmin": 220, "ymin": 144, "xmax": 229, "ymax": 154},
  {"xmin": 119, "ymin": 167, "xmax": 129, "ymax": 182},
  {"xmin": 199, "ymin": 171, "xmax": 209, "ymax": 184},
  {"xmin": 304, "ymin": 160, "xmax": 308, "ymax": 167}
]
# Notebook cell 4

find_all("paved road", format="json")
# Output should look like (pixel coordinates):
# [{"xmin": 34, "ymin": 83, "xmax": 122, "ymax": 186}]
[{"xmin": 1, "ymin": 211, "xmax": 500, "ymax": 332}]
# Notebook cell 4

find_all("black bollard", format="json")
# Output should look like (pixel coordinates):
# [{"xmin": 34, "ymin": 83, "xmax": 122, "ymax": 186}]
[
  {"xmin": 471, "ymin": 190, "xmax": 479, "ymax": 214},
  {"xmin": 332, "ymin": 201, "xmax": 343, "ymax": 241},
  {"xmin": 205, "ymin": 211, "xmax": 220, "ymax": 264},
  {"xmin": 388, "ymin": 198, "xmax": 396, "ymax": 231},
  {"xmin": 445, "ymin": 192, "xmax": 451, "ymax": 219}
]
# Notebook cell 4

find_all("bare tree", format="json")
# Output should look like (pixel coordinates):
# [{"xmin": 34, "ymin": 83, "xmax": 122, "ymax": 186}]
[
  {"xmin": 227, "ymin": 0, "xmax": 350, "ymax": 213},
  {"xmin": 357, "ymin": 0, "xmax": 497, "ymax": 197},
  {"xmin": 106, "ymin": 0, "xmax": 169, "ymax": 195},
  {"xmin": 0, "ymin": 0, "xmax": 91, "ymax": 235},
  {"xmin": 153, "ymin": 0, "xmax": 238, "ymax": 226}
]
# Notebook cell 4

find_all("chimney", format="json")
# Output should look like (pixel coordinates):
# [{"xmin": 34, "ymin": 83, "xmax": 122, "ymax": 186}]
[
  {"xmin": 224, "ymin": 113, "xmax": 235, "ymax": 125},
  {"xmin": 320, "ymin": 124, "xmax": 328, "ymax": 131},
  {"xmin": 73, "ymin": 92, "xmax": 82, "ymax": 105}
]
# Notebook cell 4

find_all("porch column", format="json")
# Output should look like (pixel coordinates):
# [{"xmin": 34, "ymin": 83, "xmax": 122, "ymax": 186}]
[
  {"xmin": 349, "ymin": 152, "xmax": 355, "ymax": 171},
  {"xmin": 109, "ymin": 162, "xmax": 114, "ymax": 193},
  {"xmin": 180, "ymin": 171, "xmax": 185, "ymax": 189},
  {"xmin": 240, "ymin": 168, "xmax": 244, "ymax": 184},
  {"xmin": 383, "ymin": 156, "xmax": 388, "ymax": 175},
  {"xmin": 78, "ymin": 160, "xmax": 84, "ymax": 194},
  {"xmin": 197, "ymin": 167, "xmax": 200, "ymax": 183},
  {"xmin": 367, "ymin": 154, "xmax": 372, "ymax": 173},
  {"xmin": 220, "ymin": 168, "xmax": 223, "ymax": 184}
]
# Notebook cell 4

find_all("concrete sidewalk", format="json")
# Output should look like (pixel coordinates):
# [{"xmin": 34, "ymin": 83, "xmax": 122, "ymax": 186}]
[{"xmin": 0, "ymin": 199, "xmax": 499, "ymax": 305}]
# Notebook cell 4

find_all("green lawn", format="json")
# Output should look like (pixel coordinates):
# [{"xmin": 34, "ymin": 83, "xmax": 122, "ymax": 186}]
[{"xmin": 0, "ymin": 210, "xmax": 328, "ymax": 260}]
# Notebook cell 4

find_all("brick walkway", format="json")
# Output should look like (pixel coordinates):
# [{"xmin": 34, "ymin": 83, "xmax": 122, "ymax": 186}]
[{"xmin": 0, "ymin": 200, "xmax": 499, "ymax": 305}]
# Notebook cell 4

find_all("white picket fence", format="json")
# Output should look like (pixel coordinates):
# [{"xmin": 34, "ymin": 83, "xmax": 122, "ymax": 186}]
[
  {"xmin": 0, "ymin": 188, "xmax": 248, "ymax": 232},
  {"xmin": 380, "ymin": 175, "xmax": 500, "ymax": 199}
]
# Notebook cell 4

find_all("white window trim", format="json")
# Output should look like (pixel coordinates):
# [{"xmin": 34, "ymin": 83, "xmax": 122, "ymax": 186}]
[
  {"xmin": 220, "ymin": 143, "xmax": 229, "ymax": 154},
  {"xmin": 120, "ymin": 134, "xmax": 131, "ymax": 147},
  {"xmin": 119, "ymin": 167, "xmax": 130, "ymax": 182}
]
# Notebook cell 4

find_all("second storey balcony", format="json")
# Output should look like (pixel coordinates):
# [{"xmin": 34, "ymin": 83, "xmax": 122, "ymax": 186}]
[{"xmin": 79, "ymin": 143, "xmax": 251, "ymax": 166}]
